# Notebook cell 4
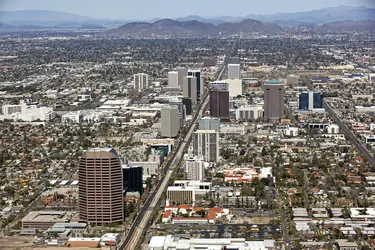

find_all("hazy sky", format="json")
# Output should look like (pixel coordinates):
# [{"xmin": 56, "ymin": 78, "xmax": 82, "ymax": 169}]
[{"xmin": 1, "ymin": 0, "xmax": 374, "ymax": 19}]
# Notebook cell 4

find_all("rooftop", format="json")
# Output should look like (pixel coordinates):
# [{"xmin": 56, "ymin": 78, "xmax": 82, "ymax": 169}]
[
  {"xmin": 21, "ymin": 211, "xmax": 70, "ymax": 223},
  {"xmin": 265, "ymin": 80, "xmax": 283, "ymax": 85},
  {"xmin": 68, "ymin": 237, "xmax": 101, "ymax": 242}
]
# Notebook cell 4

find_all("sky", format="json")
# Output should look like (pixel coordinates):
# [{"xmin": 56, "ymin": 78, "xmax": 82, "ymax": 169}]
[{"xmin": 1, "ymin": 0, "xmax": 374, "ymax": 19}]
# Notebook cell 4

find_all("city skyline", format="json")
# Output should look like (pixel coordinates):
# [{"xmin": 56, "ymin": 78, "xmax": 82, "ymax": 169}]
[{"xmin": 1, "ymin": 0, "xmax": 374, "ymax": 20}]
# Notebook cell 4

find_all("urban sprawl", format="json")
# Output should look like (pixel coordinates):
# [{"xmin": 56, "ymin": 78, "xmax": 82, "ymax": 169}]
[{"xmin": 0, "ymin": 30, "xmax": 375, "ymax": 250}]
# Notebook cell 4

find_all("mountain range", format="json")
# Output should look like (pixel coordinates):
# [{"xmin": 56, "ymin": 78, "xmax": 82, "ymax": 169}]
[
  {"xmin": 1, "ymin": 5, "xmax": 375, "ymax": 29},
  {"xmin": 107, "ymin": 19, "xmax": 286, "ymax": 37},
  {"xmin": 107, "ymin": 19, "xmax": 375, "ymax": 37}
]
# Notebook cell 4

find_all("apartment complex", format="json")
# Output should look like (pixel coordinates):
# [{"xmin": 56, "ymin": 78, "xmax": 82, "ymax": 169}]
[
  {"xmin": 134, "ymin": 73, "xmax": 149, "ymax": 90},
  {"xmin": 185, "ymin": 157, "xmax": 205, "ymax": 181},
  {"xmin": 193, "ymin": 130, "xmax": 220, "ymax": 162}
]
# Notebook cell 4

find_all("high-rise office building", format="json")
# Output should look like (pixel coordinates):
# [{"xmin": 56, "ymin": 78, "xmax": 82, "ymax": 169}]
[
  {"xmin": 182, "ymin": 97, "xmax": 192, "ymax": 116},
  {"xmin": 183, "ymin": 76, "xmax": 198, "ymax": 104},
  {"xmin": 176, "ymin": 67, "xmax": 188, "ymax": 87},
  {"xmin": 79, "ymin": 148, "xmax": 123, "ymax": 226},
  {"xmin": 168, "ymin": 71, "xmax": 178, "ymax": 87},
  {"xmin": 263, "ymin": 80, "xmax": 285, "ymax": 120},
  {"xmin": 210, "ymin": 89, "xmax": 230, "ymax": 120},
  {"xmin": 193, "ymin": 130, "xmax": 220, "ymax": 162},
  {"xmin": 188, "ymin": 69, "xmax": 203, "ymax": 100},
  {"xmin": 122, "ymin": 165, "xmax": 143, "ymax": 195},
  {"xmin": 169, "ymin": 99, "xmax": 185, "ymax": 128},
  {"xmin": 161, "ymin": 106, "xmax": 180, "ymax": 138},
  {"xmin": 198, "ymin": 117, "xmax": 220, "ymax": 132},
  {"xmin": 228, "ymin": 64, "xmax": 240, "ymax": 79},
  {"xmin": 185, "ymin": 157, "xmax": 205, "ymax": 181},
  {"xmin": 299, "ymin": 92, "xmax": 323, "ymax": 111},
  {"xmin": 134, "ymin": 73, "xmax": 149, "ymax": 90}
]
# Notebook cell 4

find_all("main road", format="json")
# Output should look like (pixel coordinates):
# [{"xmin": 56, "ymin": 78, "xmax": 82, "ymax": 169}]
[
  {"xmin": 119, "ymin": 39, "xmax": 238, "ymax": 250},
  {"xmin": 323, "ymin": 99, "xmax": 375, "ymax": 167}
]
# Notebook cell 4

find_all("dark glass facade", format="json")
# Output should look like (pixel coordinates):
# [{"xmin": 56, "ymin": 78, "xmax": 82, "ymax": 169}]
[
  {"xmin": 188, "ymin": 71, "xmax": 201, "ymax": 100},
  {"xmin": 299, "ymin": 92, "xmax": 323, "ymax": 110},
  {"xmin": 123, "ymin": 166, "xmax": 143, "ymax": 195},
  {"xmin": 313, "ymin": 93, "xmax": 323, "ymax": 109},
  {"xmin": 210, "ymin": 89, "xmax": 230, "ymax": 119},
  {"xmin": 182, "ymin": 97, "xmax": 192, "ymax": 115},
  {"xmin": 299, "ymin": 93, "xmax": 309, "ymax": 110}
]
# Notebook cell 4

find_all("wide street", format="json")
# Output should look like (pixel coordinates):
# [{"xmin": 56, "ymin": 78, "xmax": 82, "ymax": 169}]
[{"xmin": 120, "ymin": 41, "xmax": 237, "ymax": 250}]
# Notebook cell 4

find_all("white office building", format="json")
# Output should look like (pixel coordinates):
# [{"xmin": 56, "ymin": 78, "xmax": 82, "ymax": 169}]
[
  {"xmin": 0, "ymin": 103, "xmax": 55, "ymax": 122},
  {"xmin": 1, "ymin": 104, "xmax": 26, "ymax": 115},
  {"xmin": 283, "ymin": 127, "xmax": 299, "ymax": 137},
  {"xmin": 98, "ymin": 99, "xmax": 131, "ymax": 111},
  {"xmin": 220, "ymin": 125, "xmax": 246, "ymax": 135},
  {"xmin": 193, "ymin": 130, "xmax": 220, "ymax": 162},
  {"xmin": 176, "ymin": 67, "xmax": 188, "ymax": 87},
  {"xmin": 211, "ymin": 79, "xmax": 242, "ymax": 97},
  {"xmin": 134, "ymin": 73, "xmax": 149, "ymax": 90},
  {"xmin": 327, "ymin": 124, "xmax": 340, "ymax": 134},
  {"xmin": 148, "ymin": 236, "xmax": 275, "ymax": 250},
  {"xmin": 173, "ymin": 180, "xmax": 212, "ymax": 196},
  {"xmin": 168, "ymin": 71, "xmax": 178, "ymax": 87},
  {"xmin": 161, "ymin": 106, "xmax": 180, "ymax": 138},
  {"xmin": 185, "ymin": 157, "xmax": 205, "ymax": 181},
  {"xmin": 235, "ymin": 105, "xmax": 264, "ymax": 120},
  {"xmin": 228, "ymin": 64, "xmax": 240, "ymax": 79},
  {"xmin": 62, "ymin": 112, "xmax": 84, "ymax": 123}
]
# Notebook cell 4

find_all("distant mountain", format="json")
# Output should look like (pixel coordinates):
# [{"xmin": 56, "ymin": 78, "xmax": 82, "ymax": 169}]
[
  {"xmin": 261, "ymin": 6, "xmax": 375, "ymax": 24},
  {"xmin": 174, "ymin": 5, "xmax": 375, "ymax": 26},
  {"xmin": 0, "ymin": 10, "xmax": 92, "ymax": 26},
  {"xmin": 175, "ymin": 15, "xmax": 226, "ymax": 25},
  {"xmin": 317, "ymin": 20, "xmax": 375, "ymax": 32},
  {"xmin": 1, "ymin": 6, "xmax": 374, "ymax": 30},
  {"xmin": 108, "ymin": 18, "xmax": 284, "ymax": 37},
  {"xmin": 108, "ymin": 19, "xmax": 218, "ymax": 37},
  {"xmin": 217, "ymin": 19, "xmax": 284, "ymax": 35},
  {"xmin": 53, "ymin": 22, "xmax": 106, "ymax": 29}
]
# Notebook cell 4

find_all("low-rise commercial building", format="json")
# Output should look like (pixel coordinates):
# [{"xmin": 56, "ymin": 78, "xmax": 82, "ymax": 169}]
[
  {"xmin": 148, "ymin": 236, "xmax": 275, "ymax": 250},
  {"xmin": 21, "ymin": 211, "xmax": 73, "ymax": 230}
]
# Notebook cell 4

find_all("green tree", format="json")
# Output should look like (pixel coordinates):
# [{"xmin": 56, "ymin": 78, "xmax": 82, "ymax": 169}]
[
  {"xmin": 124, "ymin": 203, "xmax": 131, "ymax": 217},
  {"xmin": 235, "ymin": 197, "xmax": 240, "ymax": 207}
]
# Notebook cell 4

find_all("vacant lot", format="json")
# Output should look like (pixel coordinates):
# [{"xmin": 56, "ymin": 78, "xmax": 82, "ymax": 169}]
[{"xmin": 0, "ymin": 236, "xmax": 33, "ymax": 249}]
